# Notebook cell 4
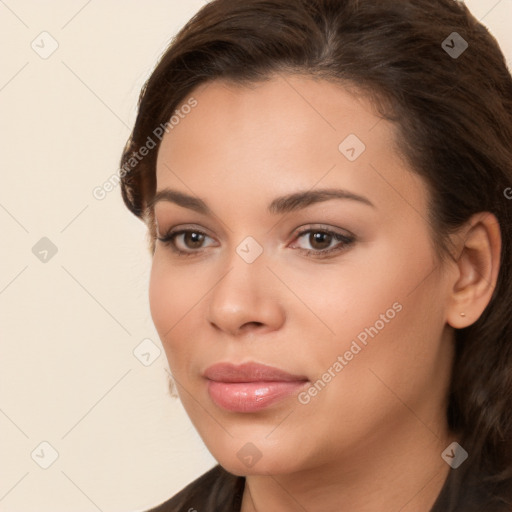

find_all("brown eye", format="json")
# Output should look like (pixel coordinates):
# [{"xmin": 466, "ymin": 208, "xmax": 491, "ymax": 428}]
[
  {"xmin": 157, "ymin": 229, "xmax": 216, "ymax": 256},
  {"xmin": 309, "ymin": 232, "xmax": 333, "ymax": 250},
  {"xmin": 292, "ymin": 227, "xmax": 355, "ymax": 258},
  {"xmin": 182, "ymin": 232, "xmax": 206, "ymax": 249}
]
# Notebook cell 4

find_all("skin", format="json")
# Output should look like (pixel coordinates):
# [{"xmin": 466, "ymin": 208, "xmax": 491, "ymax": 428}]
[{"xmin": 149, "ymin": 75, "xmax": 501, "ymax": 511}]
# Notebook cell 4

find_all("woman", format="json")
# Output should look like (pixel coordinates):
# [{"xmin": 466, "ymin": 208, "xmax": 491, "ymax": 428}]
[{"xmin": 120, "ymin": 0, "xmax": 512, "ymax": 510}]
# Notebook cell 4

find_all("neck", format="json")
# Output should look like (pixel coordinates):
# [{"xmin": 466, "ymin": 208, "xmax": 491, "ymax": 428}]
[{"xmin": 241, "ymin": 418, "xmax": 455, "ymax": 512}]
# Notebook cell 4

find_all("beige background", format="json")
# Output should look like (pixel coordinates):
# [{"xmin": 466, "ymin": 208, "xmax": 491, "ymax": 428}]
[{"xmin": 0, "ymin": 1, "xmax": 511, "ymax": 511}]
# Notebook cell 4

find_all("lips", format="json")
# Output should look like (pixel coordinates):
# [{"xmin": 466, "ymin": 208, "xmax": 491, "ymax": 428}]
[{"xmin": 203, "ymin": 362, "xmax": 309, "ymax": 413}]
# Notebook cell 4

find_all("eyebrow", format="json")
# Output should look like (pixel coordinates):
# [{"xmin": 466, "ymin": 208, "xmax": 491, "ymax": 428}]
[{"xmin": 148, "ymin": 187, "xmax": 375, "ymax": 215}]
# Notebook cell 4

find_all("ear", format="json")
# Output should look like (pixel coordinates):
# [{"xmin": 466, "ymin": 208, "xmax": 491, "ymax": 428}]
[{"xmin": 446, "ymin": 212, "xmax": 501, "ymax": 329}]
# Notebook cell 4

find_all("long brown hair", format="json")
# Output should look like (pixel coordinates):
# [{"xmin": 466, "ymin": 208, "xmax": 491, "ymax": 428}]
[{"xmin": 120, "ymin": 0, "xmax": 512, "ymax": 509}]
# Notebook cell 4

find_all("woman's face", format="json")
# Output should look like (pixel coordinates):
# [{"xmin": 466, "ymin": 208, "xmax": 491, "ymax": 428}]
[{"xmin": 149, "ymin": 75, "xmax": 455, "ymax": 476}]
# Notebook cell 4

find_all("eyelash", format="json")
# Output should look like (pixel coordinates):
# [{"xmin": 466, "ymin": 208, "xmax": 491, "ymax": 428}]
[{"xmin": 157, "ymin": 226, "xmax": 355, "ymax": 259}]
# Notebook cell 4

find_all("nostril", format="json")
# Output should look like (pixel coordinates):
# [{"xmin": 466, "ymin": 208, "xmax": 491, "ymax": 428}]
[{"xmin": 241, "ymin": 321, "xmax": 264, "ymax": 330}]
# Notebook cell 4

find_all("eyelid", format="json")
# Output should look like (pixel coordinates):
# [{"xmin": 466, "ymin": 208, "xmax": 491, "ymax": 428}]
[
  {"xmin": 157, "ymin": 223, "xmax": 356, "ymax": 257},
  {"xmin": 156, "ymin": 223, "xmax": 353, "ymax": 240},
  {"xmin": 157, "ymin": 225, "xmax": 217, "ymax": 252},
  {"xmin": 156, "ymin": 223, "xmax": 214, "ymax": 240},
  {"xmin": 290, "ymin": 223, "xmax": 354, "ymax": 240},
  {"xmin": 288, "ymin": 225, "xmax": 355, "ymax": 254}
]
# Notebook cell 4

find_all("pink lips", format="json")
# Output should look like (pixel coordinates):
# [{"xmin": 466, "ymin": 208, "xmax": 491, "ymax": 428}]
[{"xmin": 204, "ymin": 362, "xmax": 309, "ymax": 413}]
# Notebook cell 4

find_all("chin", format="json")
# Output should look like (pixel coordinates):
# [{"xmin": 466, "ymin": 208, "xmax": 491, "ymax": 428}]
[
  {"xmin": 219, "ymin": 457, "xmax": 296, "ymax": 477},
  {"xmin": 209, "ymin": 439, "xmax": 308, "ymax": 477}
]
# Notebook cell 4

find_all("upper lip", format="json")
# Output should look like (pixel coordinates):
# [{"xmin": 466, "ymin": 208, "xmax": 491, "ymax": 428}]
[{"xmin": 203, "ymin": 362, "xmax": 308, "ymax": 383}]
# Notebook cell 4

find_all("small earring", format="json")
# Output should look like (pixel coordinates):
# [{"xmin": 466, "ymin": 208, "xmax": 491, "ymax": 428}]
[{"xmin": 460, "ymin": 312, "xmax": 466, "ymax": 317}]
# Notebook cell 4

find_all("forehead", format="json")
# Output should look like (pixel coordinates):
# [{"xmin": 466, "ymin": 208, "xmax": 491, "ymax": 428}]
[
  {"xmin": 157, "ymin": 75, "xmax": 383, "ymax": 164},
  {"xmin": 154, "ymin": 75, "xmax": 427, "ymax": 218}
]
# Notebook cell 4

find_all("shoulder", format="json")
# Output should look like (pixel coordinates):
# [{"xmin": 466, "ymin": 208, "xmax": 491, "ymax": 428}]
[
  {"xmin": 145, "ymin": 464, "xmax": 245, "ymax": 512},
  {"xmin": 432, "ymin": 469, "xmax": 512, "ymax": 512}
]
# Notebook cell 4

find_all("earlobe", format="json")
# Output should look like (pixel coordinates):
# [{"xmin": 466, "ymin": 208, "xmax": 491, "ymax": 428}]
[{"xmin": 446, "ymin": 213, "xmax": 501, "ymax": 329}]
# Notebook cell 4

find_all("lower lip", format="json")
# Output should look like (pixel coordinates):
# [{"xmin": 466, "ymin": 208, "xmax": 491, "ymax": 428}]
[{"xmin": 207, "ymin": 380, "xmax": 308, "ymax": 413}]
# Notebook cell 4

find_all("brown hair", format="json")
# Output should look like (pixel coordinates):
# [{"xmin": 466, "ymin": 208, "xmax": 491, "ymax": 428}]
[{"xmin": 120, "ymin": 0, "xmax": 512, "ymax": 508}]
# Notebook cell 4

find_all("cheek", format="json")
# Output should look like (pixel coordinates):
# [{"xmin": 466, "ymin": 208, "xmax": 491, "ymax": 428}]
[
  {"xmin": 294, "ymin": 228, "xmax": 447, "ymax": 401},
  {"xmin": 148, "ymin": 255, "xmax": 172, "ymax": 336},
  {"xmin": 148, "ymin": 253, "xmax": 218, "ymax": 382},
  {"xmin": 148, "ymin": 255, "xmax": 193, "ymax": 356},
  {"xmin": 300, "ymin": 233, "xmax": 449, "ymax": 412},
  {"xmin": 286, "ymin": 231, "xmax": 438, "ymax": 348}
]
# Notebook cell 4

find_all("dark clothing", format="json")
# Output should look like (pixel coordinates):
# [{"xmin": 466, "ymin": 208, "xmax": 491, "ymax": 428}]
[
  {"xmin": 146, "ymin": 465, "xmax": 244, "ymax": 512},
  {"xmin": 146, "ymin": 464, "xmax": 511, "ymax": 512}
]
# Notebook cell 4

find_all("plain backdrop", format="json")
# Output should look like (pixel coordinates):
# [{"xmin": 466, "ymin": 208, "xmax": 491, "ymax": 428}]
[{"xmin": 0, "ymin": 1, "xmax": 511, "ymax": 511}]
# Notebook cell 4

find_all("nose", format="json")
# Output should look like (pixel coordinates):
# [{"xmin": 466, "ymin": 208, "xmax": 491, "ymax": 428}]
[{"xmin": 206, "ymin": 250, "xmax": 286, "ymax": 337}]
